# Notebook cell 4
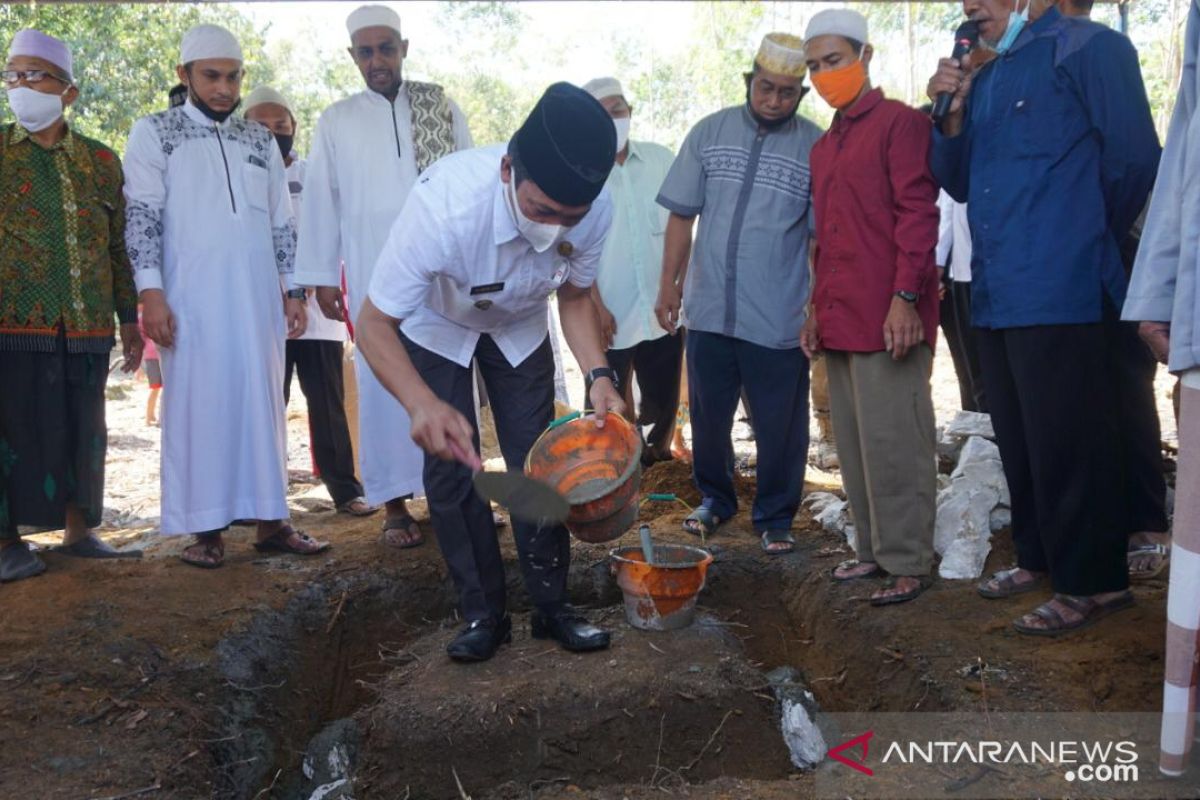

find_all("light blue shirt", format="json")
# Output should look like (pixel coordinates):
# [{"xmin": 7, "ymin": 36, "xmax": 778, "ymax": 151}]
[{"xmin": 594, "ymin": 139, "xmax": 675, "ymax": 351}]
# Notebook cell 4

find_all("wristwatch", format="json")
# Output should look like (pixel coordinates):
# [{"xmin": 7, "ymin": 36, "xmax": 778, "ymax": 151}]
[
  {"xmin": 588, "ymin": 366, "xmax": 619, "ymax": 390},
  {"xmin": 895, "ymin": 290, "xmax": 918, "ymax": 303},
  {"xmin": 285, "ymin": 289, "xmax": 307, "ymax": 300}
]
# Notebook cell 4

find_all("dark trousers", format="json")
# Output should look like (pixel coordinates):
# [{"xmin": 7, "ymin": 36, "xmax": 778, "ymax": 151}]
[
  {"xmin": 939, "ymin": 279, "xmax": 987, "ymax": 413},
  {"xmin": 1109, "ymin": 319, "xmax": 1169, "ymax": 535},
  {"xmin": 0, "ymin": 336, "xmax": 108, "ymax": 538},
  {"xmin": 284, "ymin": 339, "xmax": 363, "ymax": 507},
  {"xmin": 404, "ymin": 332, "xmax": 568, "ymax": 623},
  {"xmin": 686, "ymin": 330, "xmax": 809, "ymax": 531},
  {"xmin": 976, "ymin": 324, "xmax": 1128, "ymax": 595},
  {"xmin": 586, "ymin": 333, "xmax": 683, "ymax": 461}
]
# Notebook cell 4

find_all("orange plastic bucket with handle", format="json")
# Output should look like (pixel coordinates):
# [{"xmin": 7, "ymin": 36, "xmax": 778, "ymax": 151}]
[{"xmin": 524, "ymin": 412, "xmax": 643, "ymax": 543}]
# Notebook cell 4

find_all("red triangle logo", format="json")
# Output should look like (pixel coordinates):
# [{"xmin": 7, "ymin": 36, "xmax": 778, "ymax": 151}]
[{"xmin": 827, "ymin": 731, "xmax": 875, "ymax": 776}]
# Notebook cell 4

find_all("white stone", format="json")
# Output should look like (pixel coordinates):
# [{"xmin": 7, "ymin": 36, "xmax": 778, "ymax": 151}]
[
  {"xmin": 944, "ymin": 410, "xmax": 995, "ymax": 440},
  {"xmin": 989, "ymin": 507, "xmax": 1012, "ymax": 531},
  {"xmin": 951, "ymin": 436, "xmax": 1010, "ymax": 506},
  {"xmin": 934, "ymin": 481, "xmax": 1000, "ymax": 580},
  {"xmin": 780, "ymin": 694, "xmax": 828, "ymax": 769},
  {"xmin": 937, "ymin": 426, "xmax": 965, "ymax": 464}
]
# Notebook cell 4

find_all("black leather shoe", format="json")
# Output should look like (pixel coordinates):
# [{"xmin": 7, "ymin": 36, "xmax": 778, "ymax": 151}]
[
  {"xmin": 446, "ymin": 616, "xmax": 512, "ymax": 662},
  {"xmin": 531, "ymin": 605, "xmax": 610, "ymax": 652}
]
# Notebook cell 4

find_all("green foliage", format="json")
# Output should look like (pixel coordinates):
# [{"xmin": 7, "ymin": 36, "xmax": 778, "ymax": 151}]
[{"xmin": 0, "ymin": 3, "xmax": 271, "ymax": 152}]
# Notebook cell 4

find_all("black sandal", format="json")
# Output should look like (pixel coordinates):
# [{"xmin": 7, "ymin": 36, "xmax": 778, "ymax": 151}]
[{"xmin": 760, "ymin": 529, "xmax": 795, "ymax": 555}]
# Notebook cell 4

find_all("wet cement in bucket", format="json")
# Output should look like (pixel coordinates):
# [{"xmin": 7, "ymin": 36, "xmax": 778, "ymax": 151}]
[{"xmin": 611, "ymin": 545, "xmax": 714, "ymax": 632}]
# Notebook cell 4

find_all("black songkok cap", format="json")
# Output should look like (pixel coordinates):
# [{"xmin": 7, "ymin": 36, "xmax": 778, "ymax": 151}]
[{"xmin": 512, "ymin": 82, "xmax": 616, "ymax": 207}]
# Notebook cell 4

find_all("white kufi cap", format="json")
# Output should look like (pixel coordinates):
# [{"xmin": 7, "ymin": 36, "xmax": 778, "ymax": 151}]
[
  {"xmin": 180, "ymin": 24, "xmax": 243, "ymax": 65},
  {"xmin": 243, "ymin": 86, "xmax": 293, "ymax": 115},
  {"xmin": 804, "ymin": 9, "xmax": 869, "ymax": 45},
  {"xmin": 582, "ymin": 77, "xmax": 624, "ymax": 102},
  {"xmin": 346, "ymin": 5, "xmax": 402, "ymax": 38}
]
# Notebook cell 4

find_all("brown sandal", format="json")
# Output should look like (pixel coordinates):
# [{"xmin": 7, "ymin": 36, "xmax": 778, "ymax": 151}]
[
  {"xmin": 381, "ymin": 514, "xmax": 425, "ymax": 549},
  {"xmin": 181, "ymin": 534, "xmax": 225, "ymax": 569},
  {"xmin": 253, "ymin": 525, "xmax": 331, "ymax": 555},
  {"xmin": 1012, "ymin": 591, "xmax": 1134, "ymax": 638}
]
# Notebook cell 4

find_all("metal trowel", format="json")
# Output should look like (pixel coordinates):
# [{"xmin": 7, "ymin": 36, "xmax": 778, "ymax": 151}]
[
  {"xmin": 448, "ymin": 439, "xmax": 570, "ymax": 525},
  {"xmin": 472, "ymin": 470, "xmax": 570, "ymax": 526}
]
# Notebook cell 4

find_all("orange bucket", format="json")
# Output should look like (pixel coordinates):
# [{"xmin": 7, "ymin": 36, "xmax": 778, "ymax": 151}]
[
  {"xmin": 524, "ymin": 413, "xmax": 642, "ymax": 543},
  {"xmin": 609, "ymin": 545, "xmax": 713, "ymax": 631}
]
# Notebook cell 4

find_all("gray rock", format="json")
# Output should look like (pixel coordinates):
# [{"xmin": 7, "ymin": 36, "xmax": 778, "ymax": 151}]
[
  {"xmin": 935, "ymin": 481, "xmax": 999, "ymax": 580},
  {"xmin": 767, "ymin": 667, "xmax": 828, "ymax": 770},
  {"xmin": 944, "ymin": 410, "xmax": 995, "ymax": 440},
  {"xmin": 303, "ymin": 718, "xmax": 360, "ymax": 797},
  {"xmin": 989, "ymin": 507, "xmax": 1012, "ymax": 532},
  {"xmin": 804, "ymin": 492, "xmax": 857, "ymax": 551}
]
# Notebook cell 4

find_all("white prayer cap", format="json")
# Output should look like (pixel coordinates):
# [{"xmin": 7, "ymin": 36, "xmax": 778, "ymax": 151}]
[
  {"xmin": 8, "ymin": 30, "xmax": 73, "ymax": 81},
  {"xmin": 346, "ymin": 5, "xmax": 402, "ymax": 39},
  {"xmin": 180, "ymin": 24, "xmax": 243, "ymax": 65},
  {"xmin": 804, "ymin": 9, "xmax": 870, "ymax": 45},
  {"xmin": 243, "ymin": 86, "xmax": 293, "ymax": 116},
  {"xmin": 582, "ymin": 77, "xmax": 624, "ymax": 102},
  {"xmin": 755, "ymin": 33, "xmax": 807, "ymax": 78}
]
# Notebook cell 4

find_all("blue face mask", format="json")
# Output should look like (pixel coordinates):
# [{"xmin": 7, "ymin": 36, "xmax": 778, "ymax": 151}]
[{"xmin": 995, "ymin": 0, "xmax": 1030, "ymax": 54}]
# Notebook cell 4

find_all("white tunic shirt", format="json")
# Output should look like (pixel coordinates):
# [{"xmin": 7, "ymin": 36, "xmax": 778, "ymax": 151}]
[
  {"xmin": 291, "ymin": 84, "xmax": 471, "ymax": 504},
  {"xmin": 286, "ymin": 157, "xmax": 346, "ymax": 342},
  {"xmin": 935, "ymin": 190, "xmax": 973, "ymax": 283},
  {"xmin": 124, "ymin": 100, "xmax": 296, "ymax": 535},
  {"xmin": 369, "ymin": 144, "xmax": 613, "ymax": 369}
]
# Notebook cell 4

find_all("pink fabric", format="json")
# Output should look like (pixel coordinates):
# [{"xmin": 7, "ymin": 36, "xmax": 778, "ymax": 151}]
[
  {"xmin": 8, "ymin": 29, "xmax": 72, "ymax": 80},
  {"xmin": 138, "ymin": 310, "xmax": 158, "ymax": 361}
]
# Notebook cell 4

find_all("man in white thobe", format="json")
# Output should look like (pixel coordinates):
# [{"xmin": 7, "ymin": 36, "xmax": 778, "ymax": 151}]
[
  {"xmin": 294, "ymin": 4, "xmax": 472, "ymax": 549},
  {"xmin": 125, "ymin": 24, "xmax": 330, "ymax": 567}
]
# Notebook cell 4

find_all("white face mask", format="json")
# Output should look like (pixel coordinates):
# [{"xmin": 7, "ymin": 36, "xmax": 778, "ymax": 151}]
[
  {"xmin": 6, "ymin": 85, "xmax": 65, "ymax": 133},
  {"xmin": 506, "ymin": 178, "xmax": 563, "ymax": 253},
  {"xmin": 612, "ymin": 117, "xmax": 631, "ymax": 154}
]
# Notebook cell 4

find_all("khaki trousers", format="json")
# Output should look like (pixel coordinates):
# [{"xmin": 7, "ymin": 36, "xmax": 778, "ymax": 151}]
[
  {"xmin": 824, "ymin": 346, "xmax": 936, "ymax": 576},
  {"xmin": 810, "ymin": 357, "xmax": 835, "ymax": 444}
]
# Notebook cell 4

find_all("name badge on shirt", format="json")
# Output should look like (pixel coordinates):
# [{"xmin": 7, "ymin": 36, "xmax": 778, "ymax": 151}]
[
  {"xmin": 470, "ymin": 282, "xmax": 505, "ymax": 296},
  {"xmin": 247, "ymin": 154, "xmax": 267, "ymax": 169}
]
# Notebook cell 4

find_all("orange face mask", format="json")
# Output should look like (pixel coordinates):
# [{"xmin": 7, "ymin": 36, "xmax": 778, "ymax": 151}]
[{"xmin": 811, "ymin": 59, "xmax": 867, "ymax": 110}]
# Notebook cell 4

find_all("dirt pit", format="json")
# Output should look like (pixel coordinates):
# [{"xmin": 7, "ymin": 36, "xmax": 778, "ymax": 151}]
[{"xmin": 0, "ymin": 460, "xmax": 1173, "ymax": 800}]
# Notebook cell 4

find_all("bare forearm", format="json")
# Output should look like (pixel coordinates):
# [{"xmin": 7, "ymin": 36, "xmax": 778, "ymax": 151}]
[
  {"xmin": 660, "ymin": 213, "xmax": 695, "ymax": 291},
  {"xmin": 355, "ymin": 299, "xmax": 437, "ymax": 412},
  {"xmin": 557, "ymin": 286, "xmax": 607, "ymax": 374}
]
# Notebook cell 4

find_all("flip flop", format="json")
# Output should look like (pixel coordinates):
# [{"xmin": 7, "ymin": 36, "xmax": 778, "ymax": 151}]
[
  {"xmin": 253, "ymin": 525, "xmax": 331, "ymax": 555},
  {"xmin": 976, "ymin": 567, "xmax": 1045, "ymax": 599},
  {"xmin": 0, "ymin": 541, "xmax": 47, "ymax": 582},
  {"xmin": 1012, "ymin": 591, "xmax": 1135, "ymax": 638},
  {"xmin": 1127, "ymin": 542, "xmax": 1170, "ymax": 581},
  {"xmin": 682, "ymin": 507, "xmax": 724, "ymax": 538},
  {"xmin": 381, "ymin": 514, "xmax": 425, "ymax": 550},
  {"xmin": 336, "ymin": 497, "xmax": 379, "ymax": 517},
  {"xmin": 832, "ymin": 559, "xmax": 883, "ymax": 582},
  {"xmin": 870, "ymin": 576, "xmax": 933, "ymax": 606},
  {"xmin": 181, "ymin": 535, "xmax": 225, "ymax": 570},
  {"xmin": 760, "ymin": 529, "xmax": 795, "ymax": 555},
  {"xmin": 53, "ymin": 534, "xmax": 143, "ymax": 559}
]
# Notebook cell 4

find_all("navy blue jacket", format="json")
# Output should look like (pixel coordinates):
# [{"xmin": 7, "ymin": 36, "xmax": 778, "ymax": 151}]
[{"xmin": 931, "ymin": 8, "xmax": 1160, "ymax": 329}]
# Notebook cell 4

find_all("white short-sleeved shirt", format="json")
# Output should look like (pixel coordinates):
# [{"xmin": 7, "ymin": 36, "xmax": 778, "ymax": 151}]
[{"xmin": 369, "ymin": 144, "xmax": 613, "ymax": 369}]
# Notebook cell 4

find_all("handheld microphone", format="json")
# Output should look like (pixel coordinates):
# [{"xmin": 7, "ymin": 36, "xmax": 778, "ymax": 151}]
[{"xmin": 932, "ymin": 20, "xmax": 980, "ymax": 123}]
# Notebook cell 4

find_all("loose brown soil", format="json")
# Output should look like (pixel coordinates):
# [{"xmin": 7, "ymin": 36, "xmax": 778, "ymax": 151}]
[{"xmin": 0, "ymin": 459, "xmax": 1169, "ymax": 800}]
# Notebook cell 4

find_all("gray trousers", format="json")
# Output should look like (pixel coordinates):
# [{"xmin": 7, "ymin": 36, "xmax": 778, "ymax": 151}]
[
  {"xmin": 403, "ymin": 332, "xmax": 569, "ymax": 623},
  {"xmin": 825, "ymin": 345, "xmax": 936, "ymax": 577}
]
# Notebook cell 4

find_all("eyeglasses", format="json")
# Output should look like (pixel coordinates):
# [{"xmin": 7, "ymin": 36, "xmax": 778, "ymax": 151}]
[
  {"xmin": 751, "ymin": 79, "xmax": 801, "ymax": 103},
  {"xmin": 1, "ymin": 69, "xmax": 69, "ymax": 87}
]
